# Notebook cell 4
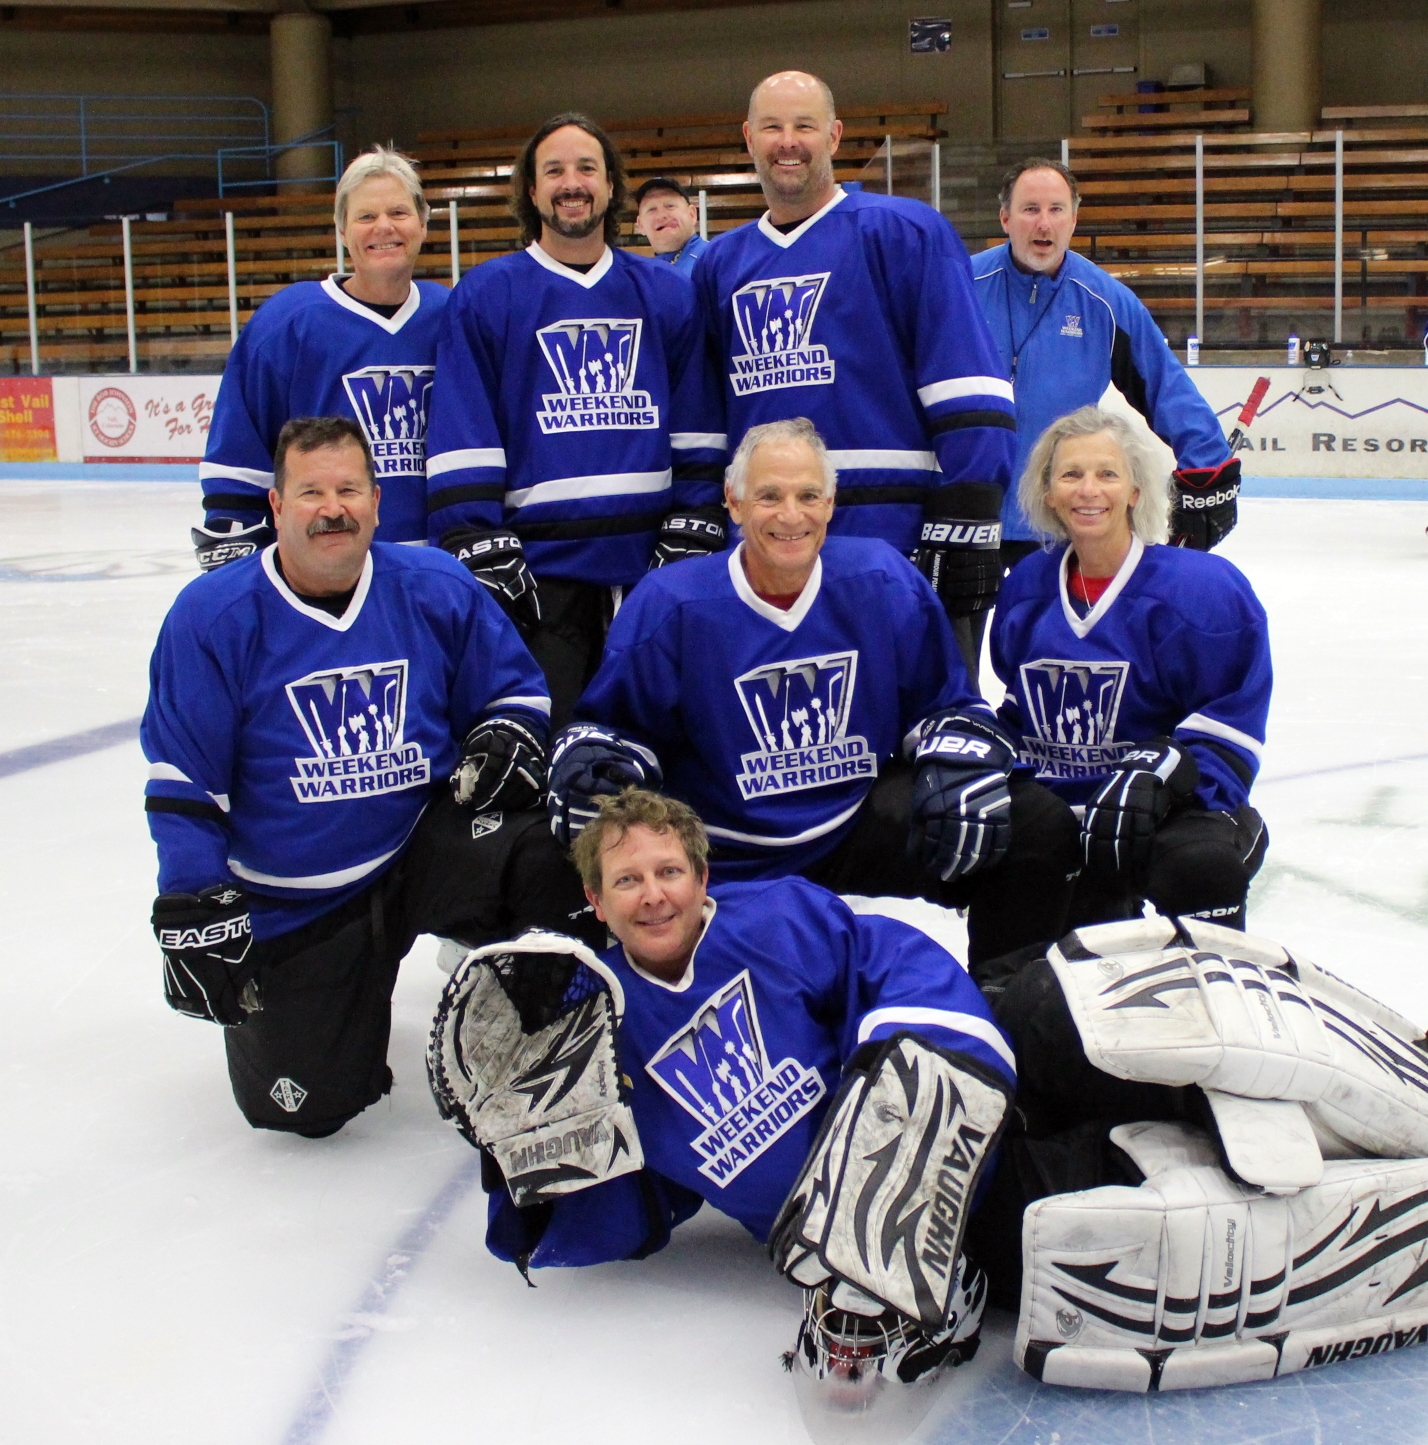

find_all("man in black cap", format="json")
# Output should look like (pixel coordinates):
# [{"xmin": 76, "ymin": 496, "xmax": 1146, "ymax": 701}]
[{"xmin": 632, "ymin": 176, "xmax": 707, "ymax": 276}]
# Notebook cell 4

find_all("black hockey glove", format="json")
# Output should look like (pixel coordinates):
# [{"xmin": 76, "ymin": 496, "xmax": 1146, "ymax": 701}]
[
  {"xmin": 191, "ymin": 517, "xmax": 274, "ymax": 572},
  {"xmin": 439, "ymin": 526, "xmax": 541, "ymax": 632},
  {"xmin": 906, "ymin": 711, "xmax": 1016, "ymax": 882},
  {"xmin": 910, "ymin": 482, "xmax": 1004, "ymax": 619},
  {"xmin": 1081, "ymin": 737, "xmax": 1200, "ymax": 879},
  {"xmin": 650, "ymin": 507, "xmax": 728, "ymax": 569},
  {"xmin": 450, "ymin": 716, "xmax": 548, "ymax": 813},
  {"xmin": 1170, "ymin": 458, "xmax": 1240, "ymax": 551},
  {"xmin": 152, "ymin": 883, "xmax": 258, "ymax": 1026},
  {"xmin": 547, "ymin": 725, "xmax": 663, "ymax": 847}
]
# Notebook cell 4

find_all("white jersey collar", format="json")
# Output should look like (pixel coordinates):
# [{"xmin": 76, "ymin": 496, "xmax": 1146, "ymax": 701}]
[
  {"xmin": 727, "ymin": 542, "xmax": 823, "ymax": 631},
  {"xmin": 757, "ymin": 186, "xmax": 848, "ymax": 249},
  {"xmin": 1059, "ymin": 535, "xmax": 1145, "ymax": 638},
  {"xmin": 526, "ymin": 241, "xmax": 614, "ymax": 289},
  {"xmin": 624, "ymin": 896, "xmax": 717, "ymax": 993},
  {"xmin": 262, "ymin": 543, "xmax": 373, "ymax": 631},
  {"xmin": 321, "ymin": 274, "xmax": 421, "ymax": 335}
]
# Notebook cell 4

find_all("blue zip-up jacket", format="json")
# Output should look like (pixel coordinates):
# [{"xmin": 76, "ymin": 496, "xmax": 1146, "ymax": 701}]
[{"xmin": 971, "ymin": 244, "xmax": 1228, "ymax": 541}]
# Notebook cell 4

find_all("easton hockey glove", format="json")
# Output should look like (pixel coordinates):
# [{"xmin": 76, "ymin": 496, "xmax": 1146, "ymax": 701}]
[
  {"xmin": 152, "ymin": 883, "xmax": 258, "ymax": 1026},
  {"xmin": 910, "ymin": 483, "xmax": 1004, "ymax": 619},
  {"xmin": 450, "ymin": 716, "xmax": 547, "ymax": 813},
  {"xmin": 1081, "ymin": 738, "xmax": 1199, "ymax": 879},
  {"xmin": 440, "ymin": 526, "xmax": 541, "ymax": 631},
  {"xmin": 1170, "ymin": 458, "xmax": 1240, "ymax": 551},
  {"xmin": 649, "ymin": 507, "xmax": 728, "ymax": 569},
  {"xmin": 906, "ymin": 711, "xmax": 1015, "ymax": 882},
  {"xmin": 547, "ymin": 725, "xmax": 663, "ymax": 847},
  {"xmin": 191, "ymin": 517, "xmax": 274, "ymax": 572}
]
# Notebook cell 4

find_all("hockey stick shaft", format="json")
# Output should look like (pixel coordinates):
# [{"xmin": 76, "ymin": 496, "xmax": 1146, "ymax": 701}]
[{"xmin": 1224, "ymin": 374, "xmax": 1271, "ymax": 452}]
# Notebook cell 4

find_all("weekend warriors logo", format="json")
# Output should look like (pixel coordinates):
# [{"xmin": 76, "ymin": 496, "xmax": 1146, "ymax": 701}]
[
  {"xmin": 1018, "ymin": 658, "xmax": 1138, "ymax": 780},
  {"xmin": 646, "ymin": 972, "xmax": 825, "ymax": 1186},
  {"xmin": 728, "ymin": 273, "xmax": 835, "ymax": 395},
  {"xmin": 534, "ymin": 318, "xmax": 659, "ymax": 433},
  {"xmin": 733, "ymin": 651, "xmax": 874, "ymax": 799},
  {"xmin": 285, "ymin": 659, "xmax": 430, "ymax": 802},
  {"xmin": 341, "ymin": 366, "xmax": 434, "ymax": 479}
]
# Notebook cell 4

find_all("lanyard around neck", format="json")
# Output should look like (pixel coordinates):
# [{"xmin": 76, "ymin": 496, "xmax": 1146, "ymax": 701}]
[{"xmin": 1004, "ymin": 266, "xmax": 1058, "ymax": 382}]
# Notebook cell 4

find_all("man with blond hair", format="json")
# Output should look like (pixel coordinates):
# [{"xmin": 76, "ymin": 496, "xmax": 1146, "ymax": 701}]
[
  {"xmin": 197, "ymin": 146, "xmax": 447, "ymax": 568},
  {"xmin": 695, "ymin": 71, "xmax": 1015, "ymax": 672}
]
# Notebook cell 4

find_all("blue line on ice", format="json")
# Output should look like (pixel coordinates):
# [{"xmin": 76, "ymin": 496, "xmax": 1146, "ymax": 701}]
[{"xmin": 0, "ymin": 716, "xmax": 141, "ymax": 778}]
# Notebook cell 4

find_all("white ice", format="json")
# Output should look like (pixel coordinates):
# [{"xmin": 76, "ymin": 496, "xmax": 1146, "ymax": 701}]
[{"xmin": 2, "ymin": 483, "xmax": 1427, "ymax": 1445}]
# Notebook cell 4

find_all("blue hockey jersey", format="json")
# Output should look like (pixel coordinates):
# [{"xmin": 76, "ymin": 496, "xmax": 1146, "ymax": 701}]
[
  {"xmin": 142, "ymin": 542, "xmax": 549, "ymax": 939},
  {"xmin": 425, "ymin": 243, "xmax": 724, "ymax": 587},
  {"xmin": 485, "ymin": 883, "xmax": 1016, "ymax": 1265},
  {"xmin": 971, "ymin": 245, "xmax": 1229, "ymax": 541},
  {"xmin": 991, "ymin": 539, "xmax": 1271, "ymax": 810},
  {"xmin": 572, "ymin": 537, "xmax": 984, "ymax": 878},
  {"xmin": 200, "ymin": 277, "xmax": 447, "ymax": 543},
  {"xmin": 695, "ymin": 189, "xmax": 1015, "ymax": 553}
]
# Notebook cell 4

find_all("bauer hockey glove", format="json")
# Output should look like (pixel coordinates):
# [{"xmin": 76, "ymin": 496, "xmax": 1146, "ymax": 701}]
[
  {"xmin": 649, "ymin": 507, "xmax": 728, "ymax": 569},
  {"xmin": 451, "ymin": 716, "xmax": 548, "ymax": 813},
  {"xmin": 152, "ymin": 883, "xmax": 258, "ymax": 1026},
  {"xmin": 546, "ymin": 725, "xmax": 663, "ymax": 847},
  {"xmin": 910, "ymin": 483, "xmax": 1004, "ymax": 619},
  {"xmin": 906, "ymin": 711, "xmax": 1015, "ymax": 882},
  {"xmin": 1081, "ymin": 738, "xmax": 1199, "ymax": 879},
  {"xmin": 439, "ymin": 526, "xmax": 541, "ymax": 631},
  {"xmin": 1170, "ymin": 458, "xmax": 1240, "ymax": 551},
  {"xmin": 191, "ymin": 517, "xmax": 275, "ymax": 572}
]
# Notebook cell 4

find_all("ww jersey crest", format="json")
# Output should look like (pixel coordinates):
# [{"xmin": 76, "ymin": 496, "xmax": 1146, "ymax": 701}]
[
  {"xmin": 1018, "ymin": 658, "xmax": 1135, "ymax": 779},
  {"xmin": 535, "ymin": 318, "xmax": 659, "ymax": 433},
  {"xmin": 342, "ymin": 366, "xmax": 434, "ymax": 480},
  {"xmin": 285, "ymin": 658, "xmax": 430, "ymax": 802},
  {"xmin": 733, "ymin": 651, "xmax": 874, "ymax": 800},
  {"xmin": 647, "ymin": 971, "xmax": 825, "ymax": 1186},
  {"xmin": 728, "ymin": 272, "xmax": 835, "ymax": 396}
]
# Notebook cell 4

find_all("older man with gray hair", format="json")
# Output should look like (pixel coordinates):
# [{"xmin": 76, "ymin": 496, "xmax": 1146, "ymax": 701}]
[
  {"xmin": 196, "ymin": 145, "xmax": 447, "ymax": 568},
  {"xmin": 545, "ymin": 417, "xmax": 1080, "ymax": 962}
]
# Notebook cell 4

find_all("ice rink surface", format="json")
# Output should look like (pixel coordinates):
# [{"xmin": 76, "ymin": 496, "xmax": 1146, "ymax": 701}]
[{"xmin": 1, "ymin": 481, "xmax": 1426, "ymax": 1445}]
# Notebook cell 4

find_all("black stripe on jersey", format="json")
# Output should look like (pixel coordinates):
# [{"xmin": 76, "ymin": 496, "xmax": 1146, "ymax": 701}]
[
  {"xmin": 202, "ymin": 492, "xmax": 271, "ymax": 517},
  {"xmin": 928, "ymin": 409, "xmax": 1017, "ymax": 436},
  {"xmin": 835, "ymin": 485, "xmax": 929, "ymax": 507},
  {"xmin": 672, "ymin": 463, "xmax": 725, "ymax": 483},
  {"xmin": 145, "ymin": 796, "xmax": 231, "ymax": 828},
  {"xmin": 1185, "ymin": 737, "xmax": 1256, "ymax": 788},
  {"xmin": 428, "ymin": 483, "xmax": 507, "ymax": 513},
  {"xmin": 514, "ymin": 509, "xmax": 667, "ymax": 542}
]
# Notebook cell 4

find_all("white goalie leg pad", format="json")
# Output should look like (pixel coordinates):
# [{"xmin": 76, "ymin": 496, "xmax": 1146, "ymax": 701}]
[
  {"xmin": 1016, "ymin": 1120, "xmax": 1428, "ymax": 1391},
  {"xmin": 1048, "ymin": 918, "xmax": 1428, "ymax": 1169},
  {"xmin": 770, "ymin": 1034, "xmax": 1011, "ymax": 1330},
  {"xmin": 427, "ymin": 929, "xmax": 644, "ymax": 1206}
]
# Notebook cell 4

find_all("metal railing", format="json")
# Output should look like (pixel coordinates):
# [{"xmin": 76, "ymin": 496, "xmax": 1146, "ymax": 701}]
[{"xmin": 216, "ymin": 131, "xmax": 344, "ymax": 196}]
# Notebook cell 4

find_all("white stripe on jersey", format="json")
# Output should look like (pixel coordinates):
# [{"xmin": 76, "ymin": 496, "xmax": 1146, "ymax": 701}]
[{"xmin": 505, "ymin": 469, "xmax": 672, "ymax": 510}]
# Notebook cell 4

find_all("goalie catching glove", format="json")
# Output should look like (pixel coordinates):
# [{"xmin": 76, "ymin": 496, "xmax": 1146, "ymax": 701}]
[
  {"xmin": 1081, "ymin": 737, "xmax": 1198, "ymax": 879},
  {"xmin": 427, "ymin": 930, "xmax": 644, "ymax": 1206},
  {"xmin": 906, "ymin": 711, "xmax": 1016, "ymax": 882},
  {"xmin": 649, "ymin": 507, "xmax": 727, "ymax": 568},
  {"xmin": 769, "ymin": 1032, "xmax": 1011, "ymax": 1332},
  {"xmin": 439, "ymin": 526, "xmax": 541, "ymax": 631},
  {"xmin": 450, "ymin": 716, "xmax": 547, "ymax": 813},
  {"xmin": 191, "ymin": 518, "xmax": 274, "ymax": 572},
  {"xmin": 1018, "ymin": 1120, "xmax": 1428, "ymax": 1392},
  {"xmin": 1170, "ymin": 458, "xmax": 1240, "ymax": 552},
  {"xmin": 546, "ymin": 726, "xmax": 663, "ymax": 847},
  {"xmin": 152, "ymin": 883, "xmax": 258, "ymax": 1026}
]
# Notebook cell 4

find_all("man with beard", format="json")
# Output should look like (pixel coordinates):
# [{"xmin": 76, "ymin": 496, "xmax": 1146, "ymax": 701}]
[
  {"xmin": 695, "ymin": 72, "xmax": 1015, "ymax": 676},
  {"xmin": 143, "ymin": 417, "xmax": 591, "ymax": 1138},
  {"xmin": 427, "ymin": 114, "xmax": 724, "ymax": 727}
]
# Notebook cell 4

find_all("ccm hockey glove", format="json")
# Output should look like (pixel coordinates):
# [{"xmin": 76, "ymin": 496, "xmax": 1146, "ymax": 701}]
[
  {"xmin": 440, "ymin": 526, "xmax": 541, "ymax": 631},
  {"xmin": 907, "ymin": 711, "xmax": 1015, "ymax": 882},
  {"xmin": 450, "ymin": 716, "xmax": 547, "ymax": 813},
  {"xmin": 191, "ymin": 517, "xmax": 274, "ymax": 572},
  {"xmin": 1170, "ymin": 458, "xmax": 1240, "ymax": 551},
  {"xmin": 152, "ymin": 883, "xmax": 258, "ymax": 1026},
  {"xmin": 1081, "ymin": 738, "xmax": 1199, "ymax": 878},
  {"xmin": 547, "ymin": 726, "xmax": 663, "ymax": 847},
  {"xmin": 911, "ymin": 483, "xmax": 1004, "ymax": 619},
  {"xmin": 650, "ymin": 507, "xmax": 728, "ymax": 568}
]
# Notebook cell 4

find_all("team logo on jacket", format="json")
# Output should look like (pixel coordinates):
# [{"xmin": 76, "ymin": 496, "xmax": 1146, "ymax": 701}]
[
  {"xmin": 728, "ymin": 273, "xmax": 835, "ymax": 395},
  {"xmin": 534, "ymin": 318, "xmax": 659, "ymax": 432},
  {"xmin": 342, "ymin": 366, "xmax": 434, "ymax": 478},
  {"xmin": 647, "ymin": 971, "xmax": 825, "ymax": 1186},
  {"xmin": 285, "ymin": 658, "xmax": 430, "ymax": 802},
  {"xmin": 1060, "ymin": 314, "xmax": 1083, "ymax": 337},
  {"xmin": 733, "ymin": 651, "xmax": 874, "ymax": 799},
  {"xmin": 1018, "ymin": 658, "xmax": 1135, "ymax": 779}
]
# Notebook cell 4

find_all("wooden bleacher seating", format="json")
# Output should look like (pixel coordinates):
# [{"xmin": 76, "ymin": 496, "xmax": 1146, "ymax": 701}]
[{"xmin": 1083, "ymin": 86, "xmax": 1253, "ymax": 134}]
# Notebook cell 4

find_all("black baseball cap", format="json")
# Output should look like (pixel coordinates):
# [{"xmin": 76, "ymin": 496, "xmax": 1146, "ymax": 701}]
[{"xmin": 633, "ymin": 176, "xmax": 691, "ymax": 206}]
